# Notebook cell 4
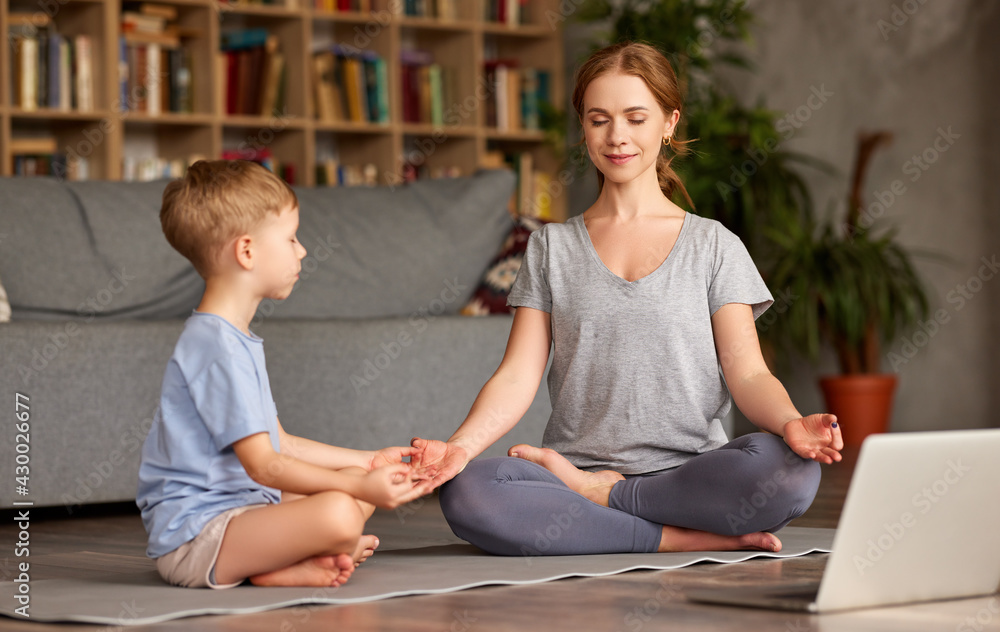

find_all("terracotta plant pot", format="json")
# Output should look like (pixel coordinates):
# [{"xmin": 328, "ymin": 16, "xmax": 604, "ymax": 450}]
[{"xmin": 818, "ymin": 374, "xmax": 899, "ymax": 446}]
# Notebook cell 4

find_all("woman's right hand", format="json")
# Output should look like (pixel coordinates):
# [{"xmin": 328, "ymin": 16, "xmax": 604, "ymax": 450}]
[{"xmin": 409, "ymin": 438, "xmax": 470, "ymax": 489}]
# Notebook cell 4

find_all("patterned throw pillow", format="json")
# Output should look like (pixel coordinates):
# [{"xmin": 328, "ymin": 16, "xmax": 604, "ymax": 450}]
[
  {"xmin": 461, "ymin": 216, "xmax": 550, "ymax": 316},
  {"xmin": 0, "ymin": 272, "xmax": 11, "ymax": 323}
]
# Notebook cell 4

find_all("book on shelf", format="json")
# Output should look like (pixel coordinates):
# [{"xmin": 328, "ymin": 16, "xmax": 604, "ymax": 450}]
[
  {"xmin": 10, "ymin": 138, "xmax": 58, "ymax": 178},
  {"xmin": 398, "ymin": 157, "xmax": 461, "ymax": 182},
  {"xmin": 122, "ymin": 11, "xmax": 169, "ymax": 34},
  {"xmin": 121, "ymin": 4, "xmax": 203, "ymax": 48},
  {"xmin": 485, "ymin": 0, "xmax": 526, "ymax": 26},
  {"xmin": 483, "ymin": 150, "xmax": 552, "ymax": 219},
  {"xmin": 312, "ymin": 46, "xmax": 388, "ymax": 124},
  {"xmin": 58, "ymin": 36, "xmax": 71, "ymax": 110},
  {"xmin": 8, "ymin": 15, "xmax": 94, "ymax": 112},
  {"xmin": 221, "ymin": 148, "xmax": 297, "ymax": 184},
  {"xmin": 124, "ymin": 42, "xmax": 179, "ymax": 94},
  {"xmin": 119, "ymin": 4, "xmax": 197, "ymax": 113},
  {"xmin": 313, "ymin": 0, "xmax": 372, "ymax": 12},
  {"xmin": 373, "ymin": 56, "xmax": 391, "ymax": 124},
  {"xmin": 13, "ymin": 34, "xmax": 38, "ymax": 110},
  {"xmin": 137, "ymin": 3, "xmax": 178, "ymax": 20},
  {"xmin": 529, "ymin": 170, "xmax": 553, "ymax": 219},
  {"xmin": 218, "ymin": 0, "xmax": 289, "ymax": 7},
  {"xmin": 121, "ymin": 155, "xmax": 193, "ymax": 182},
  {"xmin": 484, "ymin": 59, "xmax": 550, "ymax": 131},
  {"xmin": 521, "ymin": 67, "xmax": 539, "ymax": 130},
  {"xmin": 341, "ymin": 56, "xmax": 366, "ymax": 122},
  {"xmin": 146, "ymin": 42, "xmax": 162, "ymax": 115},
  {"xmin": 9, "ymin": 137, "xmax": 90, "ymax": 180},
  {"xmin": 403, "ymin": 0, "xmax": 457, "ymax": 19},
  {"xmin": 74, "ymin": 35, "xmax": 94, "ymax": 111},
  {"xmin": 400, "ymin": 49, "xmax": 453, "ymax": 126},
  {"xmin": 220, "ymin": 30, "xmax": 286, "ymax": 116},
  {"xmin": 312, "ymin": 52, "xmax": 342, "ymax": 121},
  {"xmin": 259, "ymin": 49, "xmax": 287, "ymax": 118},
  {"xmin": 314, "ymin": 160, "xmax": 378, "ymax": 186}
]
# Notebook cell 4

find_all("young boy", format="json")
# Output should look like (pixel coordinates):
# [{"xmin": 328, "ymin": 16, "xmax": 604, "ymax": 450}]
[{"xmin": 137, "ymin": 159, "xmax": 432, "ymax": 589}]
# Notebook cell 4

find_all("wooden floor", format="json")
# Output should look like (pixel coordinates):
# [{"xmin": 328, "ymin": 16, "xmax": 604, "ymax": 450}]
[{"xmin": 2, "ymin": 448, "xmax": 998, "ymax": 631}]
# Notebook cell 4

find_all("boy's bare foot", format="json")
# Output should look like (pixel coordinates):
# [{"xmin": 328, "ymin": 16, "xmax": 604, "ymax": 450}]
[
  {"xmin": 509, "ymin": 444, "xmax": 625, "ymax": 507},
  {"xmin": 658, "ymin": 525, "xmax": 783, "ymax": 553},
  {"xmin": 353, "ymin": 534, "xmax": 379, "ymax": 567},
  {"xmin": 249, "ymin": 554, "xmax": 356, "ymax": 587}
]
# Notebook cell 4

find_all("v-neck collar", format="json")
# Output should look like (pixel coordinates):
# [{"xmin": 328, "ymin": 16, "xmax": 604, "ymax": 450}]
[{"xmin": 574, "ymin": 212, "xmax": 690, "ymax": 288}]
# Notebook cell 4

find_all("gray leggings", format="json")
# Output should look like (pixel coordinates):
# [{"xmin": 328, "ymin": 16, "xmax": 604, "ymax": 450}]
[{"xmin": 439, "ymin": 433, "xmax": 821, "ymax": 556}]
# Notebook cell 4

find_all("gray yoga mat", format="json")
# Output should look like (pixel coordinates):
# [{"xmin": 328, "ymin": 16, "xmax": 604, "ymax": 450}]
[{"xmin": 0, "ymin": 527, "xmax": 834, "ymax": 626}]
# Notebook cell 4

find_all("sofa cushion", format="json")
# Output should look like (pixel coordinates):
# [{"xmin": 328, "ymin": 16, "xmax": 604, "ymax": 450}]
[
  {"xmin": 0, "ymin": 177, "xmax": 203, "ymax": 321},
  {"xmin": 262, "ymin": 168, "xmax": 516, "ymax": 320},
  {"xmin": 65, "ymin": 179, "xmax": 206, "ymax": 319},
  {"xmin": 0, "ymin": 177, "xmax": 142, "ymax": 320},
  {"xmin": 461, "ymin": 215, "xmax": 550, "ymax": 316}
]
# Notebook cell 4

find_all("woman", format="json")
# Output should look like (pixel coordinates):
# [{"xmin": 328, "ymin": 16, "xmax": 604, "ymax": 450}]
[{"xmin": 411, "ymin": 42, "xmax": 842, "ymax": 556}]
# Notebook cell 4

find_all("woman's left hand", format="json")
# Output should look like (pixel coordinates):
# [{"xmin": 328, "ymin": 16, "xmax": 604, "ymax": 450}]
[{"xmin": 782, "ymin": 414, "xmax": 843, "ymax": 464}]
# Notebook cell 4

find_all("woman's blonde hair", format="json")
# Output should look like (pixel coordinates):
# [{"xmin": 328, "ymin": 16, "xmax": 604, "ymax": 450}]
[
  {"xmin": 160, "ymin": 160, "xmax": 297, "ymax": 277},
  {"xmin": 572, "ymin": 41, "xmax": 695, "ymax": 209}
]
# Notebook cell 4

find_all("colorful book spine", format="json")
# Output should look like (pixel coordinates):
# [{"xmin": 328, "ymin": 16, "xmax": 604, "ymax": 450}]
[
  {"xmin": 37, "ymin": 31, "xmax": 49, "ymax": 108},
  {"xmin": 146, "ymin": 42, "xmax": 161, "ymax": 115},
  {"xmin": 58, "ymin": 38, "xmax": 71, "ymax": 110},
  {"xmin": 373, "ymin": 56, "xmax": 390, "ymax": 124},
  {"xmin": 522, "ymin": 67, "xmax": 539, "ymax": 130},
  {"xmin": 74, "ymin": 35, "xmax": 93, "ymax": 112},
  {"xmin": 118, "ymin": 36, "xmax": 129, "ymax": 111},
  {"xmin": 48, "ymin": 33, "xmax": 62, "ymax": 109},
  {"xmin": 16, "ymin": 37, "xmax": 38, "ymax": 110},
  {"xmin": 428, "ymin": 63, "xmax": 443, "ymax": 126},
  {"xmin": 220, "ymin": 28, "xmax": 269, "ymax": 51}
]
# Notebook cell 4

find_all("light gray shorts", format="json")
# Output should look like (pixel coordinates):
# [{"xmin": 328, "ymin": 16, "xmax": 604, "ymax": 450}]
[{"xmin": 155, "ymin": 504, "xmax": 268, "ymax": 589}]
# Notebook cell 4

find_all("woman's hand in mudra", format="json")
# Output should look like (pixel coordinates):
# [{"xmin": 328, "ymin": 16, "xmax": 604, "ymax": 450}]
[
  {"xmin": 409, "ymin": 437, "xmax": 471, "ymax": 490},
  {"xmin": 782, "ymin": 414, "xmax": 843, "ymax": 464}
]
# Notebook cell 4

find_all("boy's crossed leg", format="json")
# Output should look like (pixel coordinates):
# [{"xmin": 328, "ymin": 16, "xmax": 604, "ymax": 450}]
[{"xmin": 215, "ymin": 468, "xmax": 380, "ymax": 587}]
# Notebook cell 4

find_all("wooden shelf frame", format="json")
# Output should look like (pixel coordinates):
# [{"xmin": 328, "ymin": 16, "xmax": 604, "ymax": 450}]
[{"xmin": 1, "ymin": 0, "xmax": 567, "ymax": 218}]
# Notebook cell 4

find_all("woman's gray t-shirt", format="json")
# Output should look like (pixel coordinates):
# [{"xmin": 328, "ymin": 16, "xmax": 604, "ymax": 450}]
[{"xmin": 506, "ymin": 212, "xmax": 773, "ymax": 475}]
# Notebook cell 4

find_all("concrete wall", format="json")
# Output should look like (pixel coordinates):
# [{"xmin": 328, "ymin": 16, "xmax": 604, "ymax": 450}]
[{"xmin": 563, "ymin": 0, "xmax": 1000, "ymax": 432}]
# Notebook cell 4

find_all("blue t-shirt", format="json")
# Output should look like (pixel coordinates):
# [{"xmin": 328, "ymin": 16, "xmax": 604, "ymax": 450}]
[{"xmin": 137, "ymin": 311, "xmax": 281, "ymax": 558}]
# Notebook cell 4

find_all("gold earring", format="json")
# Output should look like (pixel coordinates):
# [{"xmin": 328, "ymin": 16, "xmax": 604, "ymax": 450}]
[{"xmin": 663, "ymin": 136, "xmax": 671, "ymax": 147}]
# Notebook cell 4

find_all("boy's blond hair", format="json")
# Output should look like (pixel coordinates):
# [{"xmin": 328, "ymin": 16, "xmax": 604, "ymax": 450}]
[{"xmin": 160, "ymin": 160, "xmax": 298, "ymax": 277}]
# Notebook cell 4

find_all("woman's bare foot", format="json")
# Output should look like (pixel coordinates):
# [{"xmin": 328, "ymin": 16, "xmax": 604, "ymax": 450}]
[
  {"xmin": 249, "ymin": 553, "xmax": 356, "ymax": 587},
  {"xmin": 509, "ymin": 444, "xmax": 625, "ymax": 507},
  {"xmin": 658, "ymin": 525, "xmax": 782, "ymax": 553},
  {"xmin": 353, "ymin": 534, "xmax": 379, "ymax": 567}
]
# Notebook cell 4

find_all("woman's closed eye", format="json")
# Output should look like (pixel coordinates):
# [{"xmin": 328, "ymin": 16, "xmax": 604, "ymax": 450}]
[{"xmin": 590, "ymin": 119, "xmax": 646, "ymax": 127}]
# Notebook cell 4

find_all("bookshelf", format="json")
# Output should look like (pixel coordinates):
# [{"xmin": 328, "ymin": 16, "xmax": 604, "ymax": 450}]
[{"xmin": 2, "ymin": 0, "xmax": 567, "ymax": 219}]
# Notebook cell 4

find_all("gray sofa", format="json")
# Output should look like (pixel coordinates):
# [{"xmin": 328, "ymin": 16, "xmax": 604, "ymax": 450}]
[{"xmin": 0, "ymin": 169, "xmax": 550, "ymax": 510}]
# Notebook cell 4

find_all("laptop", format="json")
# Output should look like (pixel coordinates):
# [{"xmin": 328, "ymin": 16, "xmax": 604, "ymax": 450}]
[{"xmin": 685, "ymin": 428, "xmax": 1000, "ymax": 612}]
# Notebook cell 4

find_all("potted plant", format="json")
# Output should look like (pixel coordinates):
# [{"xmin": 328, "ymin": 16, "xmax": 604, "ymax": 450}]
[{"xmin": 762, "ymin": 131, "xmax": 932, "ymax": 445}]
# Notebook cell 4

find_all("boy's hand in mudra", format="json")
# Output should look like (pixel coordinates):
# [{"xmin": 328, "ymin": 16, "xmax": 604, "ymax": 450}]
[
  {"xmin": 782, "ymin": 414, "xmax": 843, "ymax": 464},
  {"xmin": 368, "ymin": 446, "xmax": 420, "ymax": 472}
]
